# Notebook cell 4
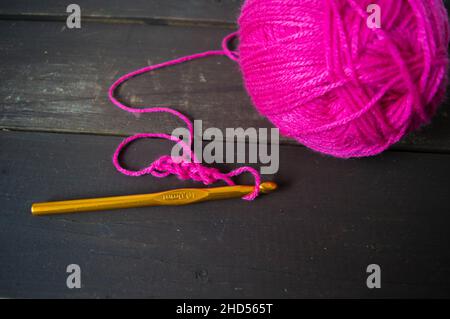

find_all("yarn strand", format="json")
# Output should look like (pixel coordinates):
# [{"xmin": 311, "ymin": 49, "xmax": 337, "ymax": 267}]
[{"xmin": 109, "ymin": 32, "xmax": 261, "ymax": 200}]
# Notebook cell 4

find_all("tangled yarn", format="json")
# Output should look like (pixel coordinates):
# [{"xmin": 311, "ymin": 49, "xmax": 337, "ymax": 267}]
[
  {"xmin": 109, "ymin": 36, "xmax": 261, "ymax": 200},
  {"xmin": 238, "ymin": 0, "xmax": 449, "ymax": 157}
]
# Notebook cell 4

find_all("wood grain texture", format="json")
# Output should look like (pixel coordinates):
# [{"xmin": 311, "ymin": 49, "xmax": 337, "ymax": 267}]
[
  {"xmin": 1, "ymin": 130, "xmax": 450, "ymax": 298},
  {"xmin": 0, "ymin": 0, "xmax": 243, "ymax": 25},
  {"xmin": 0, "ymin": 20, "xmax": 450, "ymax": 153}
]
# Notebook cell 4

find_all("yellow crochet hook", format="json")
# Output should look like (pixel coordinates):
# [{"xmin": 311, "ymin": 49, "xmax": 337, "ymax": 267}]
[{"xmin": 31, "ymin": 182, "xmax": 278, "ymax": 216}]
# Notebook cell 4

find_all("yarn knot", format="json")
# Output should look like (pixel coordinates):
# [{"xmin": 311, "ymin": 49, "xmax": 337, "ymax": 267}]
[{"xmin": 151, "ymin": 155, "xmax": 234, "ymax": 186}]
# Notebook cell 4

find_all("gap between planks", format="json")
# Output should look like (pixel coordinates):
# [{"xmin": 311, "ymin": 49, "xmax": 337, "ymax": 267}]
[
  {"xmin": 0, "ymin": 13, "xmax": 237, "ymax": 29},
  {"xmin": 2, "ymin": 127, "xmax": 450, "ymax": 156}
]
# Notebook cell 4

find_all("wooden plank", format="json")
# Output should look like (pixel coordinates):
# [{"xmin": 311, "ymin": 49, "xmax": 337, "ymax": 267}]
[
  {"xmin": 1, "ymin": 130, "xmax": 450, "ymax": 298},
  {"xmin": 0, "ymin": 20, "xmax": 260, "ymax": 138},
  {"xmin": 0, "ymin": 19, "xmax": 450, "ymax": 153},
  {"xmin": 0, "ymin": 0, "xmax": 243, "ymax": 25}
]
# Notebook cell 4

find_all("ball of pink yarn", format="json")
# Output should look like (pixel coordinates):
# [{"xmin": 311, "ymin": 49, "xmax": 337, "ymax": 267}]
[{"xmin": 238, "ymin": 0, "xmax": 449, "ymax": 158}]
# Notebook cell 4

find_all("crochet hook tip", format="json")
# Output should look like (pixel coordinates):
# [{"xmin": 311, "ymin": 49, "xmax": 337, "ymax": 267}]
[{"xmin": 259, "ymin": 181, "xmax": 278, "ymax": 193}]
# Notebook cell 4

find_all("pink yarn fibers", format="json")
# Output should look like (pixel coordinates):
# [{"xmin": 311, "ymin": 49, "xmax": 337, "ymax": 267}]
[{"xmin": 238, "ymin": 0, "xmax": 449, "ymax": 158}]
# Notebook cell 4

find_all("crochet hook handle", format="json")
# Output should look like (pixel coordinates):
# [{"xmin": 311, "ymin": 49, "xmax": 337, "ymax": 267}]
[{"xmin": 31, "ymin": 182, "xmax": 277, "ymax": 216}]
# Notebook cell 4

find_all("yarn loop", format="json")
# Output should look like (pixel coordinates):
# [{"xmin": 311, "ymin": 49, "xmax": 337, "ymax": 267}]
[{"xmin": 109, "ymin": 49, "xmax": 262, "ymax": 200}]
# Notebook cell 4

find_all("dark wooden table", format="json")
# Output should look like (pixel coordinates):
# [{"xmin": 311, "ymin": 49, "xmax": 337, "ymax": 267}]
[{"xmin": 1, "ymin": 1, "xmax": 450, "ymax": 298}]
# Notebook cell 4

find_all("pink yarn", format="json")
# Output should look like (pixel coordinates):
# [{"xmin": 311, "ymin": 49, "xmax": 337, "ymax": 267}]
[
  {"xmin": 109, "ymin": 33, "xmax": 261, "ymax": 200},
  {"xmin": 109, "ymin": 0, "xmax": 449, "ymax": 198},
  {"xmin": 238, "ymin": 0, "xmax": 449, "ymax": 158}
]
